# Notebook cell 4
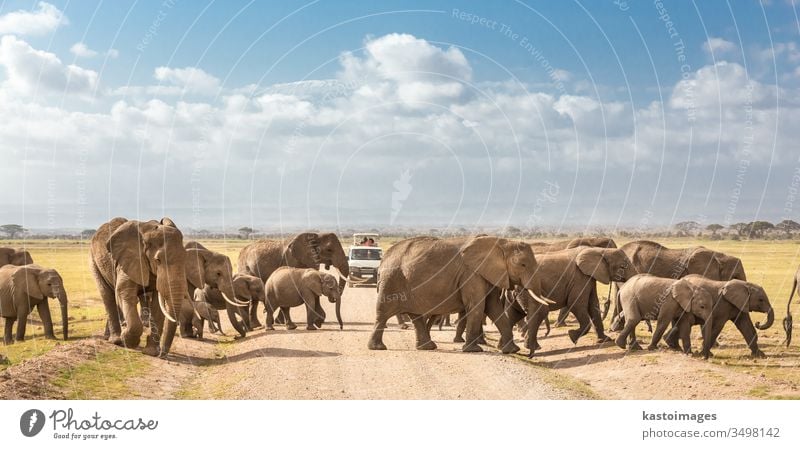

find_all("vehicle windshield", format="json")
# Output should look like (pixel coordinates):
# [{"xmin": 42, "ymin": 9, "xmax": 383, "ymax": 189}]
[{"xmin": 351, "ymin": 248, "xmax": 382, "ymax": 260}]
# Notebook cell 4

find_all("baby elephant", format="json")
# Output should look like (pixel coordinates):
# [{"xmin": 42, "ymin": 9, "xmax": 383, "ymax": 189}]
[
  {"xmin": 265, "ymin": 267, "xmax": 342, "ymax": 331},
  {"xmin": 0, "ymin": 264, "xmax": 69, "ymax": 344},
  {"xmin": 616, "ymin": 274, "xmax": 712, "ymax": 353},
  {"xmin": 191, "ymin": 290, "xmax": 224, "ymax": 340}
]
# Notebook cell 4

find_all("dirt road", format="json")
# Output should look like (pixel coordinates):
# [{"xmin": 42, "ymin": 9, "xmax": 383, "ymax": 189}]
[{"xmin": 163, "ymin": 285, "xmax": 584, "ymax": 400}]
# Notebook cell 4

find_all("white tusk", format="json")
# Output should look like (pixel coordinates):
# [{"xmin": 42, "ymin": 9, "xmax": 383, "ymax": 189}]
[
  {"xmin": 223, "ymin": 292, "xmax": 250, "ymax": 307},
  {"xmin": 159, "ymin": 293, "xmax": 177, "ymax": 323},
  {"xmin": 528, "ymin": 289, "xmax": 556, "ymax": 305}
]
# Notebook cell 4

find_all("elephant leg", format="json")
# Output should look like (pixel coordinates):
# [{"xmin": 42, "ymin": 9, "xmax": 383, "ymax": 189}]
[
  {"xmin": 525, "ymin": 308, "xmax": 547, "ymax": 357},
  {"xmin": 733, "ymin": 314, "xmax": 764, "ymax": 358},
  {"xmin": 554, "ymin": 307, "xmax": 569, "ymax": 327},
  {"xmin": 249, "ymin": 301, "xmax": 262, "ymax": 329},
  {"xmin": 15, "ymin": 304, "xmax": 30, "ymax": 342},
  {"xmin": 663, "ymin": 319, "xmax": 682, "ymax": 350},
  {"xmin": 281, "ymin": 307, "xmax": 297, "ymax": 330},
  {"xmin": 485, "ymin": 291, "xmax": 520, "ymax": 354},
  {"xmin": 37, "ymin": 301, "xmax": 56, "ymax": 339},
  {"xmin": 116, "ymin": 283, "xmax": 143, "ymax": 349},
  {"xmin": 396, "ymin": 314, "xmax": 409, "ymax": 329},
  {"xmin": 239, "ymin": 306, "xmax": 252, "ymax": 331},
  {"xmin": 648, "ymin": 318, "xmax": 671, "ymax": 350},
  {"xmin": 588, "ymin": 288, "xmax": 610, "ymax": 343},
  {"xmin": 701, "ymin": 317, "xmax": 728, "ymax": 359},
  {"xmin": 275, "ymin": 309, "xmax": 286, "ymax": 325},
  {"xmin": 92, "ymin": 262, "xmax": 122, "ymax": 345},
  {"xmin": 443, "ymin": 314, "xmax": 451, "ymax": 327},
  {"xmin": 304, "ymin": 296, "xmax": 320, "ymax": 331},
  {"xmin": 178, "ymin": 299, "xmax": 196, "ymax": 338},
  {"xmin": 4, "ymin": 317, "xmax": 15, "ymax": 345},
  {"xmin": 143, "ymin": 296, "xmax": 164, "ymax": 357},
  {"xmin": 265, "ymin": 302, "xmax": 275, "ymax": 331},
  {"xmin": 367, "ymin": 315, "xmax": 390, "ymax": 350},
  {"xmin": 453, "ymin": 311, "xmax": 466, "ymax": 343},
  {"xmin": 409, "ymin": 313, "xmax": 436, "ymax": 350},
  {"xmin": 461, "ymin": 287, "xmax": 487, "ymax": 353},
  {"xmin": 567, "ymin": 306, "xmax": 592, "ymax": 345},
  {"xmin": 677, "ymin": 316, "xmax": 693, "ymax": 354},
  {"xmin": 313, "ymin": 299, "xmax": 326, "ymax": 329}
]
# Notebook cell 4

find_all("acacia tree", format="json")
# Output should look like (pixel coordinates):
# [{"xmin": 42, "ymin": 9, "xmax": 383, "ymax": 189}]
[
  {"xmin": 747, "ymin": 221, "xmax": 774, "ymax": 238},
  {"xmin": 776, "ymin": 219, "xmax": 800, "ymax": 237},
  {"xmin": 706, "ymin": 223, "xmax": 724, "ymax": 236},
  {"xmin": 238, "ymin": 227, "xmax": 256, "ymax": 240},
  {"xmin": 0, "ymin": 224, "xmax": 26, "ymax": 239}
]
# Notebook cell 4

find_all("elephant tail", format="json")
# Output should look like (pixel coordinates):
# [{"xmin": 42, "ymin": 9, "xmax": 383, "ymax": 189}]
[{"xmin": 784, "ymin": 276, "xmax": 797, "ymax": 347}]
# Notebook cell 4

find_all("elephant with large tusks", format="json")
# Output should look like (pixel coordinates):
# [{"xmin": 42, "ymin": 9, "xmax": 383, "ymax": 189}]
[
  {"xmin": 179, "ymin": 241, "xmax": 249, "ymax": 338},
  {"xmin": 238, "ymin": 232, "xmax": 349, "ymax": 327},
  {"xmin": 609, "ymin": 240, "xmax": 747, "ymax": 331},
  {"xmin": 0, "ymin": 264, "xmax": 69, "ymax": 344},
  {"xmin": 369, "ymin": 236, "xmax": 554, "ymax": 354},
  {"xmin": 615, "ymin": 274, "xmax": 713, "ymax": 353},
  {"xmin": 0, "ymin": 247, "xmax": 34, "ymax": 268},
  {"xmin": 264, "ymin": 267, "xmax": 342, "ymax": 330},
  {"xmin": 675, "ymin": 275, "xmax": 774, "ymax": 359},
  {"xmin": 516, "ymin": 246, "xmax": 638, "ymax": 356},
  {"xmin": 89, "ymin": 217, "xmax": 188, "ymax": 357},
  {"xmin": 784, "ymin": 265, "xmax": 800, "ymax": 346}
]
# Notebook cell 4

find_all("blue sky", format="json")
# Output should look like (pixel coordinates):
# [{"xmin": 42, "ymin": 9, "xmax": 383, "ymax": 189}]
[{"xmin": 1, "ymin": 1, "xmax": 799, "ymax": 231}]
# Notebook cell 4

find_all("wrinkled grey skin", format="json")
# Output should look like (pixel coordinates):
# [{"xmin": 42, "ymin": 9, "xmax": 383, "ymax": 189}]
[
  {"xmin": 179, "ymin": 242, "xmax": 240, "ymax": 338},
  {"xmin": 265, "ymin": 267, "xmax": 342, "ymax": 330},
  {"xmin": 610, "ymin": 240, "xmax": 747, "ymax": 331},
  {"xmin": 0, "ymin": 247, "xmax": 34, "ymax": 268},
  {"xmin": 615, "ymin": 274, "xmax": 713, "ymax": 353},
  {"xmin": 678, "ymin": 275, "xmax": 774, "ymax": 359},
  {"xmin": 369, "ymin": 236, "xmax": 544, "ymax": 354},
  {"xmin": 189, "ymin": 290, "xmax": 224, "ymax": 340},
  {"xmin": 89, "ymin": 217, "xmax": 188, "ymax": 358},
  {"xmin": 784, "ymin": 265, "xmax": 800, "ymax": 347},
  {"xmin": 517, "ymin": 246, "xmax": 638, "ymax": 356},
  {"xmin": 238, "ymin": 233, "xmax": 349, "ymax": 327},
  {"xmin": 530, "ymin": 238, "xmax": 619, "ymax": 326},
  {"xmin": 0, "ymin": 264, "xmax": 68, "ymax": 344}
]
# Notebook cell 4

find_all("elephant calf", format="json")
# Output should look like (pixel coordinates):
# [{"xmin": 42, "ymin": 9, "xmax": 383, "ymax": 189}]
[
  {"xmin": 0, "ymin": 264, "xmax": 69, "ymax": 344},
  {"xmin": 265, "ymin": 267, "xmax": 342, "ymax": 331},
  {"xmin": 615, "ymin": 274, "xmax": 712, "ymax": 353},
  {"xmin": 189, "ymin": 291, "xmax": 224, "ymax": 340}
]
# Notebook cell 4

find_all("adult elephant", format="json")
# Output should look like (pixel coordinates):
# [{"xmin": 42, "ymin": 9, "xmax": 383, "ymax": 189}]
[
  {"xmin": 179, "ymin": 242, "xmax": 248, "ymax": 338},
  {"xmin": 530, "ymin": 238, "xmax": 619, "ymax": 326},
  {"xmin": 784, "ymin": 265, "xmax": 800, "ymax": 346},
  {"xmin": 610, "ymin": 240, "xmax": 747, "ymax": 330},
  {"xmin": 679, "ymin": 275, "xmax": 774, "ymax": 358},
  {"xmin": 0, "ymin": 264, "xmax": 68, "ymax": 344},
  {"xmin": 516, "ymin": 246, "xmax": 638, "ymax": 356},
  {"xmin": 89, "ymin": 217, "xmax": 188, "ymax": 357},
  {"xmin": 368, "ymin": 236, "xmax": 554, "ymax": 354},
  {"xmin": 238, "ymin": 232, "xmax": 349, "ymax": 327},
  {"xmin": 0, "ymin": 248, "xmax": 33, "ymax": 267}
]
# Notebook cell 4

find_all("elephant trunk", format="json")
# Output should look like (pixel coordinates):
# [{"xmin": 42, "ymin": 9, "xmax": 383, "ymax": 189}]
[
  {"xmin": 755, "ymin": 307, "xmax": 774, "ymax": 330},
  {"xmin": 335, "ymin": 294, "xmax": 343, "ymax": 330},
  {"xmin": 785, "ymin": 278, "xmax": 796, "ymax": 347},
  {"xmin": 227, "ymin": 304, "xmax": 247, "ymax": 338},
  {"xmin": 58, "ymin": 291, "xmax": 69, "ymax": 340}
]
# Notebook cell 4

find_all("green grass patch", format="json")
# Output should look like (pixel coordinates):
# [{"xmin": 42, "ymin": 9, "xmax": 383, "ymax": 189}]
[{"xmin": 51, "ymin": 349, "xmax": 149, "ymax": 399}]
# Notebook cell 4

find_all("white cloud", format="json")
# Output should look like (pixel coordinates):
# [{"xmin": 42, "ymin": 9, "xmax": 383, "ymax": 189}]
[
  {"xmin": 153, "ymin": 66, "xmax": 220, "ymax": 94},
  {"xmin": 0, "ymin": 35, "xmax": 98, "ymax": 96},
  {"xmin": 69, "ymin": 42, "xmax": 98, "ymax": 58},
  {"xmin": 703, "ymin": 37, "xmax": 736, "ymax": 55},
  {"xmin": 0, "ymin": 2, "xmax": 67, "ymax": 36},
  {"xmin": 107, "ymin": 49, "xmax": 119, "ymax": 59}
]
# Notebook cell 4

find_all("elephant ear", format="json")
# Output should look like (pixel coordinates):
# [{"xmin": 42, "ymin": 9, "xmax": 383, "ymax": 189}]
[
  {"xmin": 687, "ymin": 248, "xmax": 721, "ymax": 279},
  {"xmin": 106, "ymin": 221, "xmax": 150, "ymax": 286},
  {"xmin": 460, "ymin": 236, "xmax": 510, "ymax": 289},
  {"xmin": 671, "ymin": 279, "xmax": 694, "ymax": 313},
  {"xmin": 12, "ymin": 250, "xmax": 33, "ymax": 266},
  {"xmin": 13, "ymin": 266, "xmax": 44, "ymax": 300},
  {"xmin": 576, "ymin": 248, "xmax": 611, "ymax": 284},
  {"xmin": 286, "ymin": 233, "xmax": 321, "ymax": 268},
  {"xmin": 722, "ymin": 280, "xmax": 750, "ymax": 312},
  {"xmin": 160, "ymin": 217, "xmax": 178, "ymax": 228},
  {"xmin": 185, "ymin": 248, "xmax": 208, "ymax": 289},
  {"xmin": 232, "ymin": 276, "xmax": 251, "ymax": 301},
  {"xmin": 304, "ymin": 271, "xmax": 324, "ymax": 298}
]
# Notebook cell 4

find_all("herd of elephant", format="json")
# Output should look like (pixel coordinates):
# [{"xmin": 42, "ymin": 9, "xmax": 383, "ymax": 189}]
[{"xmin": 0, "ymin": 217, "xmax": 798, "ymax": 364}]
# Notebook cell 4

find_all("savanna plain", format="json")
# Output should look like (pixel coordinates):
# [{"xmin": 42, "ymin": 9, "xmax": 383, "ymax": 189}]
[{"xmin": 1, "ymin": 237, "xmax": 799, "ymax": 400}]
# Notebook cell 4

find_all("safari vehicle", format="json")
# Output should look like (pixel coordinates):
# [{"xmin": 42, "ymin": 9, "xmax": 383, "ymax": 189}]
[{"xmin": 347, "ymin": 233, "xmax": 382, "ymax": 287}]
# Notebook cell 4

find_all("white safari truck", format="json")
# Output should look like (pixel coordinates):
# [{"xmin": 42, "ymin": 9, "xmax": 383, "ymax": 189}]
[{"xmin": 347, "ymin": 233, "xmax": 382, "ymax": 287}]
